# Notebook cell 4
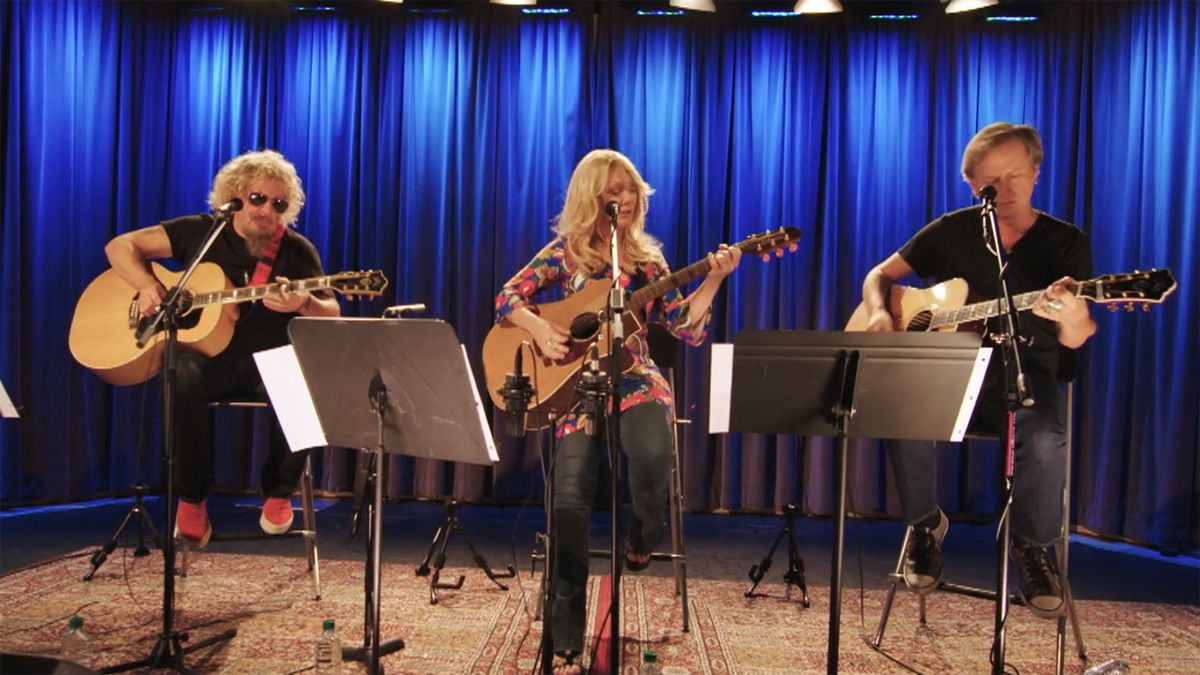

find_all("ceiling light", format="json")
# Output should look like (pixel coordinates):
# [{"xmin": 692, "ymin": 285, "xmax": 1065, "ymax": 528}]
[
  {"xmin": 794, "ymin": 0, "xmax": 843, "ymax": 13},
  {"xmin": 669, "ymin": 0, "xmax": 716, "ymax": 12},
  {"xmin": 492, "ymin": 0, "xmax": 537, "ymax": 6},
  {"xmin": 944, "ymin": 0, "xmax": 999, "ymax": 14}
]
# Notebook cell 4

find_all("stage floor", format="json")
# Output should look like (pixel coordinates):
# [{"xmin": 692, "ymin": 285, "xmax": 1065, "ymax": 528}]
[{"xmin": 3, "ymin": 493, "xmax": 1196, "ymax": 606}]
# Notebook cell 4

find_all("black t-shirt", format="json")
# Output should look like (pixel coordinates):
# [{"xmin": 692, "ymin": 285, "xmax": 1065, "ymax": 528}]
[
  {"xmin": 898, "ymin": 206, "xmax": 1092, "ymax": 381},
  {"xmin": 162, "ymin": 214, "xmax": 325, "ymax": 358}
]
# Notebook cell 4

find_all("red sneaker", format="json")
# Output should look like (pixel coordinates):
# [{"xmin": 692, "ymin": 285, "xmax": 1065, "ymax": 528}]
[
  {"xmin": 175, "ymin": 499, "xmax": 211, "ymax": 548},
  {"xmin": 260, "ymin": 497, "xmax": 294, "ymax": 535}
]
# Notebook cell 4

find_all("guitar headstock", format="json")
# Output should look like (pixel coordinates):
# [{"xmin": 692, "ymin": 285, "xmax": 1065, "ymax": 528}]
[
  {"xmin": 329, "ymin": 270, "xmax": 389, "ymax": 298},
  {"xmin": 1080, "ymin": 268, "xmax": 1176, "ymax": 311},
  {"xmin": 736, "ymin": 226, "xmax": 802, "ymax": 261}
]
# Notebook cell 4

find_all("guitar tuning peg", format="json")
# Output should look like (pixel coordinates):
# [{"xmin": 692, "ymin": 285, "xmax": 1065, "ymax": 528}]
[
  {"xmin": 1108, "ymin": 305, "xmax": 1119, "ymax": 312},
  {"xmin": 1141, "ymin": 304, "xmax": 1150, "ymax": 312},
  {"xmin": 1125, "ymin": 304, "xmax": 1136, "ymax": 312}
]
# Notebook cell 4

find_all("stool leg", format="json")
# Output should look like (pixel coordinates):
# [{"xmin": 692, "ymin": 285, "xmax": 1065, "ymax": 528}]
[
  {"xmin": 668, "ymin": 450, "xmax": 690, "ymax": 632},
  {"xmin": 872, "ymin": 527, "xmax": 912, "ymax": 649},
  {"xmin": 301, "ymin": 455, "xmax": 321, "ymax": 600},
  {"xmin": 1055, "ymin": 382, "xmax": 1086, "ymax": 671}
]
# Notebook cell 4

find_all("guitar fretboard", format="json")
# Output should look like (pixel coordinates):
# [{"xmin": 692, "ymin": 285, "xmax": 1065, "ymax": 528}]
[
  {"xmin": 191, "ymin": 277, "xmax": 339, "ymax": 307},
  {"xmin": 928, "ymin": 281, "xmax": 1087, "ymax": 329},
  {"xmin": 629, "ymin": 239, "xmax": 766, "ymax": 308}
]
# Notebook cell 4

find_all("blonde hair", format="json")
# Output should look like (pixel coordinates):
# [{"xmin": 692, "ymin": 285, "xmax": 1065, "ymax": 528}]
[
  {"xmin": 553, "ymin": 149, "xmax": 662, "ymax": 276},
  {"xmin": 208, "ymin": 149, "xmax": 306, "ymax": 226},
  {"xmin": 961, "ymin": 122, "xmax": 1044, "ymax": 180}
]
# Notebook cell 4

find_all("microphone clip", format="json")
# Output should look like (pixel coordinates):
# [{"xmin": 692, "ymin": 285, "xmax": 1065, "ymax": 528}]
[{"xmin": 575, "ymin": 347, "xmax": 608, "ymax": 436}]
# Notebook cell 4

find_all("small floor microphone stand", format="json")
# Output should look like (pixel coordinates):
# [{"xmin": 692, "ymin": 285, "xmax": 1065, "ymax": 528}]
[
  {"xmin": 415, "ymin": 499, "xmax": 516, "ymax": 604},
  {"xmin": 744, "ymin": 503, "xmax": 811, "ymax": 606},
  {"xmin": 84, "ymin": 485, "xmax": 161, "ymax": 581}
]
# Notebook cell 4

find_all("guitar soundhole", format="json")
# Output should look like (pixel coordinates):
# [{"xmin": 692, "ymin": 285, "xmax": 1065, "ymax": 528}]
[
  {"xmin": 907, "ymin": 311, "xmax": 933, "ymax": 331},
  {"xmin": 570, "ymin": 313, "xmax": 600, "ymax": 340}
]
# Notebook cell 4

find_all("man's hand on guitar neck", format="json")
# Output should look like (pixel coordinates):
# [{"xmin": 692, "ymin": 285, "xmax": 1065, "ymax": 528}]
[{"xmin": 1031, "ymin": 276, "xmax": 1096, "ymax": 349}]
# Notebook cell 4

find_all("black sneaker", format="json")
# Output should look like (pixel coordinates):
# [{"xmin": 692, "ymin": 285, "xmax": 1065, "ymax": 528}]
[
  {"xmin": 902, "ymin": 509, "xmax": 948, "ymax": 593},
  {"xmin": 1011, "ymin": 544, "xmax": 1064, "ymax": 619}
]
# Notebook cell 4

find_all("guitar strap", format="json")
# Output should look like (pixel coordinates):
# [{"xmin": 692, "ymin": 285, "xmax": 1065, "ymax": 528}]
[{"xmin": 249, "ymin": 225, "xmax": 287, "ymax": 286}]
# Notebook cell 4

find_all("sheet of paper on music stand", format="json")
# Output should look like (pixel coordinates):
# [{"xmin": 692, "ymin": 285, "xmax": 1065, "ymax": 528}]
[
  {"xmin": 708, "ymin": 343, "xmax": 733, "ymax": 433},
  {"xmin": 253, "ymin": 345, "xmax": 327, "ymax": 452},
  {"xmin": 0, "ymin": 378, "xmax": 17, "ymax": 418},
  {"xmin": 460, "ymin": 344, "xmax": 500, "ymax": 462}
]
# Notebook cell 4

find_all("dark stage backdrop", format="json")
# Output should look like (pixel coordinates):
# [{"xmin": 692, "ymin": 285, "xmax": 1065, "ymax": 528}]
[{"xmin": 1, "ymin": 1, "xmax": 1195, "ymax": 552}]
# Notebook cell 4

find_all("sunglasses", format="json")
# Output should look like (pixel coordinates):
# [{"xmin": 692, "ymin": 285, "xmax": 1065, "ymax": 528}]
[{"xmin": 247, "ymin": 192, "xmax": 289, "ymax": 215}]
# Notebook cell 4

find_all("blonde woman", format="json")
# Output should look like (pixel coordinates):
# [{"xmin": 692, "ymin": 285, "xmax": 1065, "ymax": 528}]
[{"xmin": 495, "ymin": 149, "xmax": 740, "ymax": 674}]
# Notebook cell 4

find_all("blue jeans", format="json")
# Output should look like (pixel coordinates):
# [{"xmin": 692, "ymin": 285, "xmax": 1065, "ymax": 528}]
[
  {"xmin": 887, "ymin": 369, "xmax": 1066, "ymax": 547},
  {"xmin": 550, "ymin": 401, "xmax": 674, "ymax": 655}
]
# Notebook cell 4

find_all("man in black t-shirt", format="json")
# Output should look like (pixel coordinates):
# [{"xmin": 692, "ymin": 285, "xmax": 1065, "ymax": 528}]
[
  {"xmin": 105, "ymin": 150, "xmax": 340, "ymax": 548},
  {"xmin": 860, "ymin": 123, "xmax": 1096, "ymax": 619}
]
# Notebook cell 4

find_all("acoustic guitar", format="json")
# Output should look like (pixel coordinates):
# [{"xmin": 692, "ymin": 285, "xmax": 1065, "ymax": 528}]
[
  {"xmin": 481, "ymin": 227, "xmax": 802, "ymax": 422},
  {"xmin": 844, "ymin": 269, "xmax": 1176, "ymax": 333},
  {"xmin": 69, "ymin": 262, "xmax": 388, "ymax": 385}
]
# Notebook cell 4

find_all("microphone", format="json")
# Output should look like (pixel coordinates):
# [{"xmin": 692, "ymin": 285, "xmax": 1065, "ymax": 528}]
[
  {"xmin": 605, "ymin": 201, "xmax": 620, "ymax": 218},
  {"xmin": 577, "ymin": 344, "xmax": 605, "ymax": 436},
  {"xmin": 382, "ymin": 303, "xmax": 427, "ymax": 318},
  {"xmin": 979, "ymin": 185, "xmax": 997, "ymax": 205},
  {"xmin": 215, "ymin": 197, "xmax": 244, "ymax": 214},
  {"xmin": 501, "ymin": 343, "xmax": 533, "ymax": 437}
]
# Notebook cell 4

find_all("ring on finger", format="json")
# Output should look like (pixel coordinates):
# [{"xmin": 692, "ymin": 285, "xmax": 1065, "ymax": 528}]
[{"xmin": 1047, "ymin": 300, "xmax": 1063, "ymax": 311}]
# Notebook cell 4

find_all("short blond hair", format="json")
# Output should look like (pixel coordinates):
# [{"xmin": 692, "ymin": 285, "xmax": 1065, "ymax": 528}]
[
  {"xmin": 961, "ymin": 123, "xmax": 1043, "ymax": 180},
  {"xmin": 554, "ymin": 149, "xmax": 662, "ymax": 276},
  {"xmin": 208, "ymin": 149, "xmax": 306, "ymax": 226}
]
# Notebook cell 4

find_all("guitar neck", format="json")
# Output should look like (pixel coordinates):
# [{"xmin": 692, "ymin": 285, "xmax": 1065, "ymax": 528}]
[
  {"xmin": 191, "ymin": 276, "xmax": 337, "ymax": 308},
  {"xmin": 928, "ymin": 281, "xmax": 1083, "ymax": 329},
  {"xmin": 628, "ymin": 240, "xmax": 757, "ymax": 308}
]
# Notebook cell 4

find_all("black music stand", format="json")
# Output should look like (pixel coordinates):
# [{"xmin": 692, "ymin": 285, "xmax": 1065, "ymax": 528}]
[
  {"xmin": 714, "ymin": 330, "xmax": 990, "ymax": 674},
  {"xmin": 287, "ymin": 317, "xmax": 498, "ymax": 675}
]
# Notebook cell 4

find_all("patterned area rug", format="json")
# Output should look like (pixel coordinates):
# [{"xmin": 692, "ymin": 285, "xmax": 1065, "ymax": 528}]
[{"xmin": 0, "ymin": 549, "xmax": 1195, "ymax": 673}]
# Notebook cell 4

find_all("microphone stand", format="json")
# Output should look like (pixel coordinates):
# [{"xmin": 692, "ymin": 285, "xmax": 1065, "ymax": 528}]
[
  {"xmin": 105, "ymin": 210, "xmax": 239, "ymax": 672},
  {"xmin": 980, "ymin": 193, "xmax": 1033, "ymax": 675},
  {"xmin": 604, "ymin": 209, "xmax": 624, "ymax": 673}
]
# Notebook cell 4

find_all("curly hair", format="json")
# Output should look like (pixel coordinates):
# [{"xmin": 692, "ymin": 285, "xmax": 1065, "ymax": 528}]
[
  {"xmin": 208, "ymin": 149, "xmax": 306, "ymax": 226},
  {"xmin": 553, "ymin": 149, "xmax": 663, "ymax": 276}
]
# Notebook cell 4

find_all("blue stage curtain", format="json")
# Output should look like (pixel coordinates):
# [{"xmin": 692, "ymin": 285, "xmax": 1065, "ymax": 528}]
[{"xmin": 1, "ymin": 1, "xmax": 1195, "ymax": 552}]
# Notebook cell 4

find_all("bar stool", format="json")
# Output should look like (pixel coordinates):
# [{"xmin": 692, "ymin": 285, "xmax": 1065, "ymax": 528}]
[
  {"xmin": 177, "ymin": 397, "xmax": 322, "ymax": 600},
  {"xmin": 871, "ymin": 380, "xmax": 1087, "ymax": 673}
]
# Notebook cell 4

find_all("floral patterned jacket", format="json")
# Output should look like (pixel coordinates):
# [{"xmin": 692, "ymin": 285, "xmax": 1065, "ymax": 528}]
[{"xmin": 495, "ymin": 236, "xmax": 711, "ymax": 436}]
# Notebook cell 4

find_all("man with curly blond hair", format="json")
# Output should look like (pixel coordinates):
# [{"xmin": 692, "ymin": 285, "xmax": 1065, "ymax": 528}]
[{"xmin": 105, "ymin": 149, "xmax": 340, "ymax": 547}]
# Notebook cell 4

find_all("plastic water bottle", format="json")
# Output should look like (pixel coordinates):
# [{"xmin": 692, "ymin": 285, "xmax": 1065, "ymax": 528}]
[
  {"xmin": 639, "ymin": 649, "xmax": 661, "ymax": 675},
  {"xmin": 1084, "ymin": 659, "xmax": 1131, "ymax": 675},
  {"xmin": 61, "ymin": 615, "xmax": 92, "ymax": 668},
  {"xmin": 315, "ymin": 618, "xmax": 342, "ymax": 674}
]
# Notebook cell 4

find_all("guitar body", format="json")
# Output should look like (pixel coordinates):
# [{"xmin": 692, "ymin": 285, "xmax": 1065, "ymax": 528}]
[
  {"xmin": 69, "ymin": 262, "xmax": 237, "ymax": 385},
  {"xmin": 482, "ymin": 279, "xmax": 639, "ymax": 422},
  {"xmin": 845, "ymin": 278, "xmax": 970, "ymax": 331},
  {"xmin": 483, "ymin": 227, "xmax": 806, "ymax": 426}
]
